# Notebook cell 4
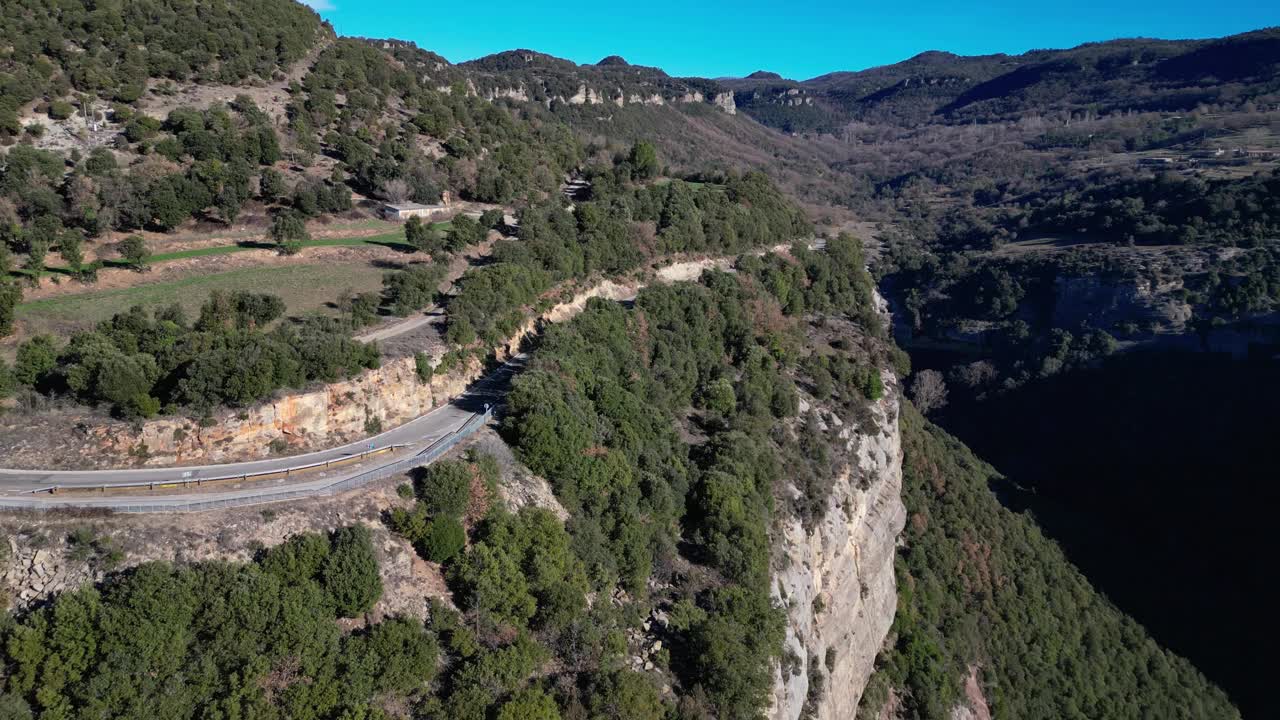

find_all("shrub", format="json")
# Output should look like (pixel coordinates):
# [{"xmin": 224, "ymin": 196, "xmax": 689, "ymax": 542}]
[
  {"xmin": 123, "ymin": 393, "xmax": 161, "ymax": 419},
  {"xmin": 47, "ymin": 101, "xmax": 75, "ymax": 120},
  {"xmin": 413, "ymin": 460, "xmax": 471, "ymax": 517},
  {"xmin": 414, "ymin": 351, "xmax": 434, "ymax": 383},
  {"xmin": 421, "ymin": 516, "xmax": 466, "ymax": 563},
  {"xmin": 322, "ymin": 525, "xmax": 383, "ymax": 617},
  {"xmin": 119, "ymin": 236, "xmax": 150, "ymax": 270}
]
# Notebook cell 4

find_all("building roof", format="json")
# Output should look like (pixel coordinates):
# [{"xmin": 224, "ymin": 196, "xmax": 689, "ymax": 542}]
[{"xmin": 382, "ymin": 202, "xmax": 446, "ymax": 212}]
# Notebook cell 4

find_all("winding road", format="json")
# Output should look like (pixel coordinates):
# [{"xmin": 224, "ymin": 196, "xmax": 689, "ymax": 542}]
[{"xmin": 0, "ymin": 356, "xmax": 523, "ymax": 512}]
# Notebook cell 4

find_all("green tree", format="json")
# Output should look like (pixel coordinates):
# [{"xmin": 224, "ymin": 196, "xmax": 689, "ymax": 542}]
[
  {"xmin": 0, "ymin": 692, "xmax": 33, "ymax": 719},
  {"xmin": 341, "ymin": 617, "xmax": 439, "ymax": 699},
  {"xmin": 496, "ymin": 687, "xmax": 560, "ymax": 720},
  {"xmin": 405, "ymin": 215, "xmax": 441, "ymax": 254},
  {"xmin": 382, "ymin": 263, "xmax": 445, "ymax": 317},
  {"xmin": 259, "ymin": 168, "xmax": 286, "ymax": 203},
  {"xmin": 13, "ymin": 335, "xmax": 57, "ymax": 386},
  {"xmin": 260, "ymin": 532, "xmax": 331, "ymax": 585},
  {"xmin": 421, "ymin": 516, "xmax": 466, "ymax": 563},
  {"xmin": 700, "ymin": 377, "xmax": 737, "ymax": 416},
  {"xmin": 455, "ymin": 543, "xmax": 536, "ymax": 629},
  {"xmin": 58, "ymin": 229, "xmax": 84, "ymax": 274},
  {"xmin": 585, "ymin": 671, "xmax": 665, "ymax": 720},
  {"xmin": 414, "ymin": 460, "xmax": 472, "ymax": 517},
  {"xmin": 24, "ymin": 239, "xmax": 48, "ymax": 277},
  {"xmin": 270, "ymin": 211, "xmax": 309, "ymax": 255},
  {"xmin": 322, "ymin": 525, "xmax": 383, "ymax": 617},
  {"xmin": 0, "ymin": 281, "xmax": 20, "ymax": 338},
  {"xmin": 0, "ymin": 357, "xmax": 14, "ymax": 399},
  {"xmin": 628, "ymin": 141, "xmax": 660, "ymax": 180},
  {"xmin": 447, "ymin": 214, "xmax": 485, "ymax": 250},
  {"xmin": 119, "ymin": 235, "xmax": 150, "ymax": 270}
]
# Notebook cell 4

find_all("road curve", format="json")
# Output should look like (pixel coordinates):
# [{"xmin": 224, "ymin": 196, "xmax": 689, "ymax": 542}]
[{"xmin": 0, "ymin": 357, "xmax": 523, "ymax": 511}]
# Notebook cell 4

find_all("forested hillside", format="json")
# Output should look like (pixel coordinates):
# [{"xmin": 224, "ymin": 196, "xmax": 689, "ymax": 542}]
[
  {"xmin": 0, "ymin": 525, "xmax": 432, "ymax": 718},
  {"xmin": 728, "ymin": 28, "xmax": 1280, "ymax": 131},
  {"xmin": 0, "ymin": 0, "xmax": 328, "ymax": 135},
  {"xmin": 2, "ymin": 236, "xmax": 890, "ymax": 718}
]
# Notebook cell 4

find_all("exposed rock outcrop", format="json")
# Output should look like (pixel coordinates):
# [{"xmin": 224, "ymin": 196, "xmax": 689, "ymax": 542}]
[
  {"xmin": 769, "ymin": 372, "xmax": 905, "ymax": 720},
  {"xmin": 771, "ymin": 289, "xmax": 906, "ymax": 720},
  {"xmin": 1051, "ymin": 274, "xmax": 1191, "ymax": 333},
  {"xmin": 80, "ymin": 351, "xmax": 483, "ymax": 467},
  {"xmin": 950, "ymin": 666, "xmax": 993, "ymax": 720},
  {"xmin": 711, "ymin": 91, "xmax": 738, "ymax": 114},
  {"xmin": 0, "ymin": 480, "xmax": 448, "ymax": 618}
]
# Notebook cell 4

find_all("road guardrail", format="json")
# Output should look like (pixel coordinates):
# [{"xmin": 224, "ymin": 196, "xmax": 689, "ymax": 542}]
[{"xmin": 0, "ymin": 408, "xmax": 492, "ymax": 513}]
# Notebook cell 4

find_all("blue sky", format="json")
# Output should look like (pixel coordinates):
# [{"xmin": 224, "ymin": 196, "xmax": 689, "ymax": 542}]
[{"xmin": 302, "ymin": 1, "xmax": 1279, "ymax": 80}]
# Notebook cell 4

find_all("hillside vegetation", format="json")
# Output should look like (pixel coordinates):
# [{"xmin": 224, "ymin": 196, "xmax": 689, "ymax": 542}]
[
  {"xmin": 0, "ymin": 0, "xmax": 328, "ymax": 135},
  {"xmin": 2, "ymin": 237, "xmax": 890, "ymax": 718},
  {"xmin": 728, "ymin": 29, "xmax": 1280, "ymax": 131}
]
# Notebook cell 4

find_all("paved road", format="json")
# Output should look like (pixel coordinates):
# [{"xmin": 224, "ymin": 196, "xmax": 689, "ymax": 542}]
[{"xmin": 0, "ymin": 356, "xmax": 524, "ymax": 509}]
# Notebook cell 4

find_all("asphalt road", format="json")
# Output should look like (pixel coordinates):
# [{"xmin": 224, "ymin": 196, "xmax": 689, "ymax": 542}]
[{"xmin": 0, "ymin": 356, "xmax": 524, "ymax": 509}]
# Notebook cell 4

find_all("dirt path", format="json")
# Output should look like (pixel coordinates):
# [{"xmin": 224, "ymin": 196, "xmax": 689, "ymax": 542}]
[
  {"xmin": 356, "ymin": 312, "xmax": 440, "ymax": 343},
  {"xmin": 354, "ymin": 237, "xmax": 497, "ymax": 343}
]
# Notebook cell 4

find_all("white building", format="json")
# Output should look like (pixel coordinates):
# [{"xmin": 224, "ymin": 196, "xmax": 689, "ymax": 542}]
[{"xmin": 381, "ymin": 191, "xmax": 454, "ymax": 222}]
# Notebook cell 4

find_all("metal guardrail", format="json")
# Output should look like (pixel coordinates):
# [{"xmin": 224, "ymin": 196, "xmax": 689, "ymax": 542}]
[
  {"xmin": 0, "ymin": 409, "xmax": 493, "ymax": 514},
  {"xmin": 27, "ymin": 444, "xmax": 414, "ymax": 495}
]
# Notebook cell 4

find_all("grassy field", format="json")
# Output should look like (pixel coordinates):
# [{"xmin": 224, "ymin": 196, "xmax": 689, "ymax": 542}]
[
  {"xmin": 15, "ymin": 262, "xmax": 389, "ymax": 338},
  {"xmin": 5, "ymin": 222, "xmax": 453, "ymax": 279},
  {"xmin": 115, "ymin": 230, "xmax": 418, "ymax": 265}
]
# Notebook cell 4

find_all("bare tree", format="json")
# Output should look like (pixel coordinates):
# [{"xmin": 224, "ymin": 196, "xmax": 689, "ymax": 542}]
[
  {"xmin": 950, "ymin": 360, "xmax": 998, "ymax": 389},
  {"xmin": 381, "ymin": 178, "xmax": 410, "ymax": 203},
  {"xmin": 910, "ymin": 370, "xmax": 949, "ymax": 415}
]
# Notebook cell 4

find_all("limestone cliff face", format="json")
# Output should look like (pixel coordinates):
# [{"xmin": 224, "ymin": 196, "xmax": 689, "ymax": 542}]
[
  {"xmin": 711, "ymin": 91, "xmax": 738, "ymax": 115},
  {"xmin": 478, "ymin": 82, "xmax": 735, "ymax": 113},
  {"xmin": 82, "ymin": 352, "xmax": 483, "ymax": 467},
  {"xmin": 770, "ymin": 371, "xmax": 906, "ymax": 720}
]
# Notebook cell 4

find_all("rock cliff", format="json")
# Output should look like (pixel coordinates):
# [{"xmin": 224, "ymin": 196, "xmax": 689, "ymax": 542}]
[
  {"xmin": 770, "ymin": 287, "xmax": 906, "ymax": 720},
  {"xmin": 1050, "ymin": 274, "xmax": 1191, "ymax": 333},
  {"xmin": 80, "ymin": 351, "xmax": 484, "ymax": 467},
  {"xmin": 770, "ymin": 370, "xmax": 906, "ymax": 720}
]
